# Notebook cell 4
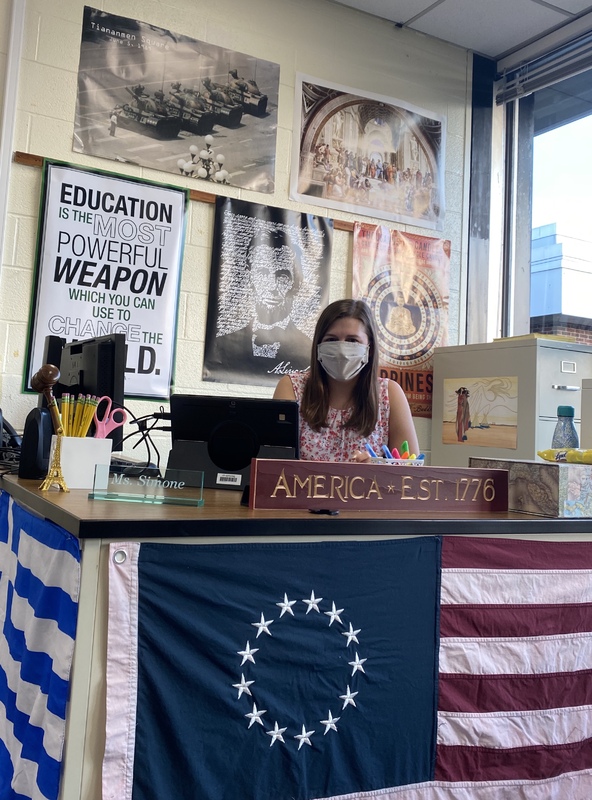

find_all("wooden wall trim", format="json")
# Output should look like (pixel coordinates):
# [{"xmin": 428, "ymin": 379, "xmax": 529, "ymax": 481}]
[{"xmin": 12, "ymin": 151, "xmax": 354, "ymax": 231}]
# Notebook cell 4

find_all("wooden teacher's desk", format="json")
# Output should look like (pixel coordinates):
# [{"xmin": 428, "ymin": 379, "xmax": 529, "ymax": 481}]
[
  {"xmin": 2, "ymin": 474, "xmax": 592, "ymax": 800},
  {"xmin": 4, "ymin": 474, "xmax": 592, "ymax": 538}
]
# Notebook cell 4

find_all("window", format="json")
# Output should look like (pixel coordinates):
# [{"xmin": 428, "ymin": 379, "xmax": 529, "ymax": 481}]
[
  {"xmin": 467, "ymin": 44, "xmax": 592, "ymax": 346},
  {"xmin": 530, "ymin": 70, "xmax": 592, "ymax": 346}
]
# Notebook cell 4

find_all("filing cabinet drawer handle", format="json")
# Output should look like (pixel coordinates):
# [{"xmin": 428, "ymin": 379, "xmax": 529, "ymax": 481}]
[{"xmin": 551, "ymin": 384, "xmax": 580, "ymax": 391}]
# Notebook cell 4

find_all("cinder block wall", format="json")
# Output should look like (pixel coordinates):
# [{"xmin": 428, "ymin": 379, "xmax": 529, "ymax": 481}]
[{"xmin": 0, "ymin": 0, "xmax": 472, "ymax": 465}]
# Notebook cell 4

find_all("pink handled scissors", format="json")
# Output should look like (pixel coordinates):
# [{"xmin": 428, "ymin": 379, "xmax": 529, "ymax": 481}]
[{"xmin": 93, "ymin": 396, "xmax": 128, "ymax": 438}]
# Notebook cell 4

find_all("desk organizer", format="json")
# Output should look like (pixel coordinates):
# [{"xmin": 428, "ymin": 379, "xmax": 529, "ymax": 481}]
[{"xmin": 369, "ymin": 457, "xmax": 425, "ymax": 467}]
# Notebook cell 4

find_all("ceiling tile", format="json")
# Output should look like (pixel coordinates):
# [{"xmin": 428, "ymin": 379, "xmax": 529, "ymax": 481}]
[
  {"xmin": 545, "ymin": 0, "xmax": 592, "ymax": 12},
  {"xmin": 408, "ymin": 0, "xmax": 569, "ymax": 57},
  {"xmin": 333, "ymin": 0, "xmax": 439, "ymax": 23}
]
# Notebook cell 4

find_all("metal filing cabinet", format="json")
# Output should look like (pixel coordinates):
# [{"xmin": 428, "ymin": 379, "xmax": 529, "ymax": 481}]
[{"xmin": 431, "ymin": 338, "xmax": 592, "ymax": 467}]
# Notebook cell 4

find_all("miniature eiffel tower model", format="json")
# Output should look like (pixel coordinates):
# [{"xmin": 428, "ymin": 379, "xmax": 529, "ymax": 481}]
[
  {"xmin": 39, "ymin": 426, "xmax": 69, "ymax": 493},
  {"xmin": 31, "ymin": 364, "xmax": 69, "ymax": 493}
]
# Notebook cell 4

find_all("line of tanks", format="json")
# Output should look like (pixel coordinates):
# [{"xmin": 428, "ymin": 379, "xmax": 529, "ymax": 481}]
[{"xmin": 111, "ymin": 70, "xmax": 268, "ymax": 139}]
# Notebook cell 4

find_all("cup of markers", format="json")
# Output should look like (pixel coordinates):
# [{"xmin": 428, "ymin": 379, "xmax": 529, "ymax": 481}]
[{"xmin": 365, "ymin": 441, "xmax": 425, "ymax": 467}]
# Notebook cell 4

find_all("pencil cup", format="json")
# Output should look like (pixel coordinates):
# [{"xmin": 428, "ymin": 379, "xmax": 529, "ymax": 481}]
[{"xmin": 49, "ymin": 436, "xmax": 113, "ymax": 490}]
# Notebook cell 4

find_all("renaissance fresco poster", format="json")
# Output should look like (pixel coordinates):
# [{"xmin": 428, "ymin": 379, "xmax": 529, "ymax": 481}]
[
  {"xmin": 203, "ymin": 197, "xmax": 332, "ymax": 388},
  {"xmin": 25, "ymin": 161, "xmax": 187, "ymax": 399},
  {"xmin": 352, "ymin": 223, "xmax": 450, "ymax": 418},
  {"xmin": 291, "ymin": 75, "xmax": 445, "ymax": 229},
  {"xmin": 74, "ymin": 6, "xmax": 279, "ymax": 193}
]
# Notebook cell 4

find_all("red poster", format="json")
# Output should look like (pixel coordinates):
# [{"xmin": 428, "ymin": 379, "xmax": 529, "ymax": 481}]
[{"xmin": 352, "ymin": 223, "xmax": 450, "ymax": 417}]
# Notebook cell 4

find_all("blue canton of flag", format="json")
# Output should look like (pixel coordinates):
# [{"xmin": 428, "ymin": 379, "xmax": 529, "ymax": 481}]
[
  {"xmin": 0, "ymin": 490, "xmax": 81, "ymax": 800},
  {"xmin": 103, "ymin": 538, "xmax": 441, "ymax": 800}
]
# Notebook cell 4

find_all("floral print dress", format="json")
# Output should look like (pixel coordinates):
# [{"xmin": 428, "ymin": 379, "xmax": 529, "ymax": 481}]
[{"xmin": 289, "ymin": 373, "xmax": 391, "ymax": 461}]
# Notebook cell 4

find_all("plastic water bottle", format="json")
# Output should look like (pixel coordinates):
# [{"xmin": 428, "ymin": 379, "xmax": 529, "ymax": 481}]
[{"xmin": 551, "ymin": 405, "xmax": 579, "ymax": 449}]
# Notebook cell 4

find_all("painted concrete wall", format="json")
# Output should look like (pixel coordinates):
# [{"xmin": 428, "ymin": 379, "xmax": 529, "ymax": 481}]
[{"xmin": 0, "ymin": 0, "xmax": 472, "ymax": 465}]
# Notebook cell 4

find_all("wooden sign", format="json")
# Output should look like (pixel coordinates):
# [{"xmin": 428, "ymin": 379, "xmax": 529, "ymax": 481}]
[{"xmin": 249, "ymin": 459, "xmax": 508, "ymax": 512}]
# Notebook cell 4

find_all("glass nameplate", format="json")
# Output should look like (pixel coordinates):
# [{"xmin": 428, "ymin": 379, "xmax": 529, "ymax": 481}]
[{"xmin": 88, "ymin": 465, "xmax": 204, "ymax": 506}]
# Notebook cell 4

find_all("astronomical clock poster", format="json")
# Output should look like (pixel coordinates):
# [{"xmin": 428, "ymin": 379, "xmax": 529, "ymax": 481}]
[{"xmin": 352, "ymin": 223, "xmax": 450, "ymax": 417}]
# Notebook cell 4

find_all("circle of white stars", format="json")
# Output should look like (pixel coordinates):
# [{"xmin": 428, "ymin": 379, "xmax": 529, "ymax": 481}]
[{"xmin": 232, "ymin": 590, "xmax": 368, "ymax": 752}]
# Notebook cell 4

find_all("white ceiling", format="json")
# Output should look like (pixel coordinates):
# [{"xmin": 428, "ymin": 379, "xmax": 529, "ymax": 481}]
[{"xmin": 330, "ymin": 0, "xmax": 592, "ymax": 61}]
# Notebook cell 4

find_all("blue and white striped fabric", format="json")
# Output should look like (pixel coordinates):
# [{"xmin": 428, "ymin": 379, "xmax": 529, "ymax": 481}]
[{"xmin": 0, "ymin": 490, "xmax": 81, "ymax": 800}]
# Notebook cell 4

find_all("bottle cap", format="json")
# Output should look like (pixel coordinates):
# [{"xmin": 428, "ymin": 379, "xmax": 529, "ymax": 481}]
[{"xmin": 557, "ymin": 405, "xmax": 575, "ymax": 417}]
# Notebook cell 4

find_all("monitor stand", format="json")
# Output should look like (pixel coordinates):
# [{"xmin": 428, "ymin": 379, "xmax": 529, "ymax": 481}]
[{"xmin": 164, "ymin": 439, "xmax": 297, "ymax": 491}]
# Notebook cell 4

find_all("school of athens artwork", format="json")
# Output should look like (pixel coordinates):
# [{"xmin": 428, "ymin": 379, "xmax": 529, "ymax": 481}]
[
  {"xmin": 442, "ymin": 377, "xmax": 518, "ymax": 449},
  {"xmin": 291, "ymin": 75, "xmax": 446, "ymax": 229}
]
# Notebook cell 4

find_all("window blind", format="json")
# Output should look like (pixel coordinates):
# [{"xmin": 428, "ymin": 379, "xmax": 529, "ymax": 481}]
[{"xmin": 496, "ymin": 30, "xmax": 592, "ymax": 104}]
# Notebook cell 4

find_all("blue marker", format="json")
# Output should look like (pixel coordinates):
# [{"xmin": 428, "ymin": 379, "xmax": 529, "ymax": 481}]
[
  {"xmin": 365, "ymin": 442, "xmax": 379, "ymax": 458},
  {"xmin": 382, "ymin": 444, "xmax": 394, "ymax": 459}
]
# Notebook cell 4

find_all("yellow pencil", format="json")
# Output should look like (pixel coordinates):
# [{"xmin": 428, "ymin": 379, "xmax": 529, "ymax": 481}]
[
  {"xmin": 69, "ymin": 395, "xmax": 75, "ymax": 437},
  {"xmin": 65, "ymin": 394, "xmax": 71, "ymax": 436},
  {"xmin": 72, "ymin": 394, "xmax": 85, "ymax": 438},
  {"xmin": 79, "ymin": 396, "xmax": 97, "ymax": 438},
  {"xmin": 61, "ymin": 394, "xmax": 70, "ymax": 436},
  {"xmin": 77, "ymin": 395, "xmax": 91, "ymax": 437}
]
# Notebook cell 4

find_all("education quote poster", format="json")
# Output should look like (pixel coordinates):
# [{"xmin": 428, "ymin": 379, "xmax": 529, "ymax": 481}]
[
  {"xmin": 25, "ymin": 161, "xmax": 187, "ymax": 399},
  {"xmin": 352, "ymin": 222, "xmax": 450, "ymax": 417}
]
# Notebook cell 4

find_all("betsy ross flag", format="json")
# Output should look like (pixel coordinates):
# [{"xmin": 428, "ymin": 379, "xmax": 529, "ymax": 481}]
[
  {"xmin": 103, "ymin": 536, "xmax": 592, "ymax": 800},
  {"xmin": 0, "ymin": 490, "xmax": 81, "ymax": 800}
]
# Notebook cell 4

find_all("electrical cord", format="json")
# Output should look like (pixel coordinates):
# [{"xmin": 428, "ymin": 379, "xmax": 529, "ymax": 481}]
[
  {"xmin": 1, "ymin": 454, "xmax": 20, "ymax": 477},
  {"xmin": 115, "ymin": 404, "xmax": 171, "ymax": 477},
  {"xmin": 122, "ymin": 419, "xmax": 159, "ymax": 472},
  {"xmin": 0, "ymin": 445, "xmax": 20, "ymax": 460},
  {"xmin": 0, "ymin": 465, "xmax": 19, "ymax": 476},
  {"xmin": 0, "ymin": 447, "xmax": 20, "ymax": 476}
]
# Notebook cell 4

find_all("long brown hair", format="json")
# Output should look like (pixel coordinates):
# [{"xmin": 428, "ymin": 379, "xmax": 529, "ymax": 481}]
[{"xmin": 302, "ymin": 299, "xmax": 379, "ymax": 436}]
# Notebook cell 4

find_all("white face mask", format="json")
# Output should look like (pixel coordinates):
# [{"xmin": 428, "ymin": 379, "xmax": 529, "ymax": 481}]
[{"xmin": 317, "ymin": 341, "xmax": 370, "ymax": 381}]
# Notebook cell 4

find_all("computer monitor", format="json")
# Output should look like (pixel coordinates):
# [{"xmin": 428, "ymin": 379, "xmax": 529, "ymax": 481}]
[
  {"xmin": 165, "ymin": 394, "xmax": 299, "ymax": 490},
  {"xmin": 42, "ymin": 333, "xmax": 127, "ymax": 451}
]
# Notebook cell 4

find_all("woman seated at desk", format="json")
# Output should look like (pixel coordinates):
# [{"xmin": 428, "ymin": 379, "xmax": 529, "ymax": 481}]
[{"xmin": 273, "ymin": 298, "xmax": 419, "ymax": 462}]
